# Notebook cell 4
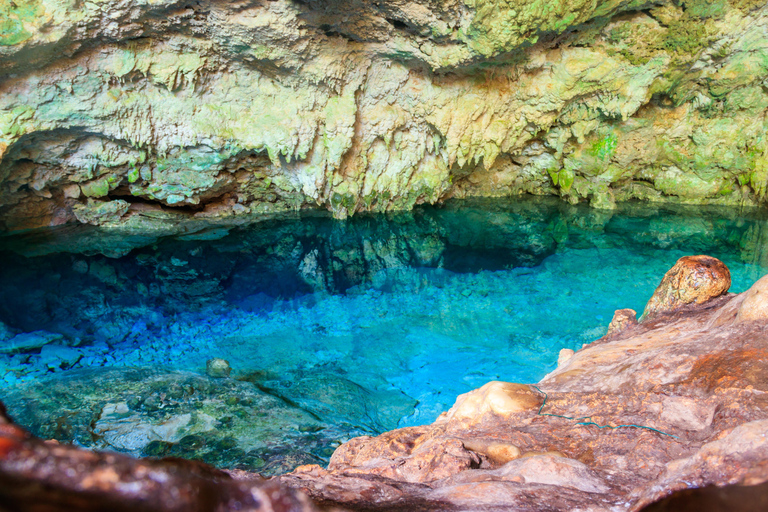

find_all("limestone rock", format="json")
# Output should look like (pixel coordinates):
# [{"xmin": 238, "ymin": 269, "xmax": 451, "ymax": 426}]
[
  {"xmin": 0, "ymin": 330, "xmax": 64, "ymax": 354},
  {"xmin": 736, "ymin": 274, "xmax": 768, "ymax": 323},
  {"xmin": 443, "ymin": 381, "xmax": 541, "ymax": 426},
  {"xmin": 641, "ymin": 256, "xmax": 731, "ymax": 320},
  {"xmin": 462, "ymin": 438, "xmax": 522, "ymax": 465},
  {"xmin": 39, "ymin": 344, "xmax": 82, "ymax": 370},
  {"xmin": 205, "ymin": 358, "xmax": 231, "ymax": 378},
  {"xmin": 445, "ymin": 454, "xmax": 611, "ymax": 494},
  {"xmin": 557, "ymin": 348, "xmax": 575, "ymax": 367},
  {"xmin": 280, "ymin": 269, "xmax": 768, "ymax": 511},
  {"xmin": 606, "ymin": 308, "xmax": 638, "ymax": 336},
  {"xmin": 328, "ymin": 428, "xmax": 480, "ymax": 483},
  {"xmin": 3, "ymin": 2, "xmax": 768, "ymax": 230}
]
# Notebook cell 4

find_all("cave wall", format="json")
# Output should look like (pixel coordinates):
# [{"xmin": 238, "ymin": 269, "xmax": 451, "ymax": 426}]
[{"xmin": 1, "ymin": 0, "xmax": 768, "ymax": 231}]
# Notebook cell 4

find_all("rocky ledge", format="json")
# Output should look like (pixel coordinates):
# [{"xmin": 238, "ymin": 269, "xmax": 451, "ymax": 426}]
[
  {"xmin": 1, "ymin": 255, "xmax": 767, "ymax": 511},
  {"xmin": 279, "ymin": 255, "xmax": 768, "ymax": 510}
]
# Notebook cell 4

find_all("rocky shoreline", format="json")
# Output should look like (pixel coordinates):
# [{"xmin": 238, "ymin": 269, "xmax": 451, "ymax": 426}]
[{"xmin": 2, "ymin": 255, "xmax": 767, "ymax": 510}]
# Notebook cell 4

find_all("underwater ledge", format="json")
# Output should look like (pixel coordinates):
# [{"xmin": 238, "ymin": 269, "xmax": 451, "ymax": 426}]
[{"xmin": 2, "ymin": 254, "xmax": 768, "ymax": 511}]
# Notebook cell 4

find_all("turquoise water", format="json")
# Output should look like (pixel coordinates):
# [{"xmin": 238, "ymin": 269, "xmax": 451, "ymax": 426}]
[{"xmin": 0, "ymin": 197, "xmax": 767, "ymax": 473}]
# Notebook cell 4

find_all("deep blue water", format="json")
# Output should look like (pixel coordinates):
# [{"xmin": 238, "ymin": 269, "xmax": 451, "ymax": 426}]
[{"xmin": 0, "ymin": 197, "xmax": 766, "ymax": 472}]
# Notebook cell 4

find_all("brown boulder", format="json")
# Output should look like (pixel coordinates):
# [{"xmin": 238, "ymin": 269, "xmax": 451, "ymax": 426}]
[{"xmin": 642, "ymin": 255, "xmax": 730, "ymax": 320}]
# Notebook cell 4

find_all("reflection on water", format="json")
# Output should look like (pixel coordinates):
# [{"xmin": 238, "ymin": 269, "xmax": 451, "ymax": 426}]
[{"xmin": 0, "ymin": 197, "xmax": 767, "ymax": 474}]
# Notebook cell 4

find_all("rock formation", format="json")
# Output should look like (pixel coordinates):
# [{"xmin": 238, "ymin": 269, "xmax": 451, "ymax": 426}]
[
  {"xmin": 278, "ymin": 257, "xmax": 768, "ymax": 510},
  {"xmin": 0, "ymin": 402, "xmax": 320, "ymax": 512},
  {"xmin": 2, "ymin": 1, "xmax": 768, "ymax": 232},
  {"xmin": 2, "ymin": 256, "xmax": 768, "ymax": 510}
]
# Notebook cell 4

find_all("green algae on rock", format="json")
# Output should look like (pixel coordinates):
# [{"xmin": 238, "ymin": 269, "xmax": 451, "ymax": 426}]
[
  {"xmin": 0, "ymin": 367, "xmax": 382, "ymax": 475},
  {"xmin": 1, "ymin": 1, "xmax": 768, "ymax": 230}
]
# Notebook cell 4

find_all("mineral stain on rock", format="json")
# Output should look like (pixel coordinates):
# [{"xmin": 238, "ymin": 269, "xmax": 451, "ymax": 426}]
[{"xmin": 641, "ymin": 255, "xmax": 732, "ymax": 320}]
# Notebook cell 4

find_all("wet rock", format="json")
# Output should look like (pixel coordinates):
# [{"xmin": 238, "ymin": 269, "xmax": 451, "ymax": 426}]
[
  {"xmin": 642, "ymin": 256, "xmax": 731, "ymax": 320},
  {"xmin": 249, "ymin": 370, "xmax": 417, "ymax": 433},
  {"xmin": 0, "ymin": 331, "xmax": 64, "ymax": 355},
  {"xmin": 0, "ymin": 368, "xmax": 352, "ymax": 475},
  {"xmin": 206, "ymin": 358, "xmax": 231, "ymax": 378},
  {"xmin": 39, "ymin": 344, "xmax": 82, "ymax": 370}
]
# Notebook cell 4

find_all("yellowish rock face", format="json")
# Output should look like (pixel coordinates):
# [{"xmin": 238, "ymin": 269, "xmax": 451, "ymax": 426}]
[
  {"xmin": 3, "ymin": 1, "xmax": 768, "ymax": 230},
  {"xmin": 445, "ymin": 381, "xmax": 541, "ymax": 424}
]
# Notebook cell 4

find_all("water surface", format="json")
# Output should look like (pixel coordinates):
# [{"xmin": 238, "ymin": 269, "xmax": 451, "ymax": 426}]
[{"xmin": 1, "ymin": 197, "xmax": 766, "ymax": 473}]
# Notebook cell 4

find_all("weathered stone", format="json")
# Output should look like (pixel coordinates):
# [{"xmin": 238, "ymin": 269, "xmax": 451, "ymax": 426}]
[
  {"xmin": 205, "ymin": 358, "xmax": 231, "ymax": 378},
  {"xmin": 557, "ymin": 348, "xmax": 575, "ymax": 367},
  {"xmin": 3, "ymin": 2, "xmax": 768, "ymax": 230},
  {"xmin": 606, "ymin": 308, "xmax": 638, "ymax": 336},
  {"xmin": 442, "ymin": 381, "xmax": 541, "ymax": 425},
  {"xmin": 280, "ymin": 264, "xmax": 768, "ymax": 511},
  {"xmin": 462, "ymin": 438, "xmax": 522, "ymax": 465},
  {"xmin": 642, "ymin": 255, "xmax": 731, "ymax": 320},
  {"xmin": 736, "ymin": 274, "xmax": 768, "ymax": 323}
]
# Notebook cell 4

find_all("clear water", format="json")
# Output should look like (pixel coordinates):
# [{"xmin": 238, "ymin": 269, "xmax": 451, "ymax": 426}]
[{"xmin": 0, "ymin": 197, "xmax": 766, "ymax": 473}]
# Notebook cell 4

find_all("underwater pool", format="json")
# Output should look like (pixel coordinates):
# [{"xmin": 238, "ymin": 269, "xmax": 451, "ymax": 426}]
[{"xmin": 1, "ymin": 197, "xmax": 767, "ymax": 474}]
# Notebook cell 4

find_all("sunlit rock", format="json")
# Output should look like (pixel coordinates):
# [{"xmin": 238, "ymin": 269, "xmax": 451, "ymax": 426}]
[
  {"xmin": 736, "ymin": 274, "xmax": 768, "ymax": 323},
  {"xmin": 641, "ymin": 255, "xmax": 731, "ymax": 320},
  {"xmin": 557, "ymin": 348, "xmax": 575, "ymax": 367},
  {"xmin": 606, "ymin": 308, "xmax": 637, "ymax": 336},
  {"xmin": 444, "ymin": 381, "xmax": 541, "ymax": 425}
]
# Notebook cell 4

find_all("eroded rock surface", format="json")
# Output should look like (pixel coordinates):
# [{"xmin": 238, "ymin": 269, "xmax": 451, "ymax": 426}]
[
  {"xmin": 2, "ymin": 1, "xmax": 768, "ymax": 231},
  {"xmin": 0, "ymin": 405, "xmax": 320, "ymax": 512},
  {"xmin": 641, "ymin": 254, "xmax": 731, "ymax": 320},
  {"xmin": 279, "ymin": 257, "xmax": 768, "ymax": 510}
]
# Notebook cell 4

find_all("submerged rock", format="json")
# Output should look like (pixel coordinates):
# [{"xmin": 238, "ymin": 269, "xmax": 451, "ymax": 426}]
[
  {"xmin": 0, "ymin": 368, "xmax": 357, "ymax": 475},
  {"xmin": 206, "ymin": 358, "xmax": 232, "ymax": 378}
]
